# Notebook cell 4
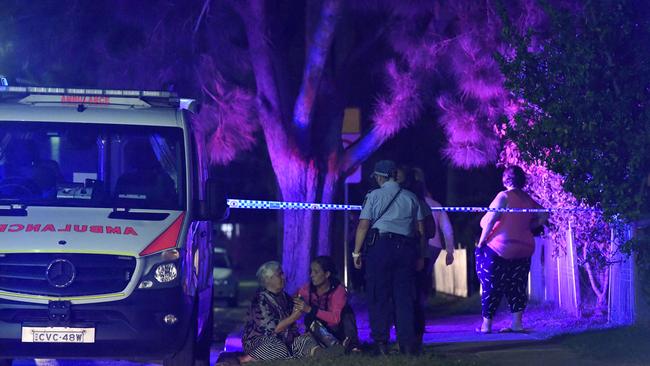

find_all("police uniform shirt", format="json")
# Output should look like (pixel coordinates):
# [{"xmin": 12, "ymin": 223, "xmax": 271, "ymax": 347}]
[{"xmin": 359, "ymin": 180, "xmax": 424, "ymax": 237}]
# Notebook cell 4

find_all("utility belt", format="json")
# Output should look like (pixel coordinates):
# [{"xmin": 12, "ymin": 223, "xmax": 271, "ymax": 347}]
[
  {"xmin": 378, "ymin": 232, "xmax": 413, "ymax": 240},
  {"xmin": 365, "ymin": 228, "xmax": 414, "ymax": 248}
]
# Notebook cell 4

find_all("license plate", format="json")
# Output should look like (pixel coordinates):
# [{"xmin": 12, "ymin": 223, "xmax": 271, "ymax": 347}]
[{"xmin": 21, "ymin": 326, "xmax": 95, "ymax": 343}]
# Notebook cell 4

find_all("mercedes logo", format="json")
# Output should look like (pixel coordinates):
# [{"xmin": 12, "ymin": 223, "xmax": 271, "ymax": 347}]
[{"xmin": 46, "ymin": 259, "xmax": 76, "ymax": 288}]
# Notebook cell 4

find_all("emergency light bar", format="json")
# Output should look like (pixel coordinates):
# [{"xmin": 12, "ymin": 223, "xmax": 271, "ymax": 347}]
[
  {"xmin": 0, "ymin": 85, "xmax": 183, "ymax": 109},
  {"xmin": 0, "ymin": 85, "xmax": 175, "ymax": 98}
]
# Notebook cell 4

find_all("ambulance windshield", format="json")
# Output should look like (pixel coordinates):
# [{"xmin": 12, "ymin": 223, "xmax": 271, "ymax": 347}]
[{"xmin": 0, "ymin": 122, "xmax": 185, "ymax": 210}]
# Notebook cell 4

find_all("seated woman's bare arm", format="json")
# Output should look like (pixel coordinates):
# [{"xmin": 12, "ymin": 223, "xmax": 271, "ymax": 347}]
[{"xmin": 274, "ymin": 309, "xmax": 302, "ymax": 334}]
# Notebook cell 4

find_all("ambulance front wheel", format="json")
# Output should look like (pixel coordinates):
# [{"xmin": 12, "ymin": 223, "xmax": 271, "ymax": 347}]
[{"xmin": 163, "ymin": 318, "xmax": 196, "ymax": 366}]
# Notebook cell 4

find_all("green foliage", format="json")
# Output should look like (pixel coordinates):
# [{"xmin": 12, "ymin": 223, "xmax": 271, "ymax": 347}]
[{"xmin": 497, "ymin": 0, "xmax": 650, "ymax": 222}]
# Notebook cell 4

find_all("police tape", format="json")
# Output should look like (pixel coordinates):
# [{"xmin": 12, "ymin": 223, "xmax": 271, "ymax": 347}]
[{"xmin": 226, "ymin": 199, "xmax": 597, "ymax": 213}]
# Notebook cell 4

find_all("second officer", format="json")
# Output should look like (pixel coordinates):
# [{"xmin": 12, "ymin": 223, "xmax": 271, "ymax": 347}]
[{"xmin": 352, "ymin": 160, "xmax": 426, "ymax": 356}]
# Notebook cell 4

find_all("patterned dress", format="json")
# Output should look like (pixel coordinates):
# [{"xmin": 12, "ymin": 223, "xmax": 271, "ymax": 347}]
[{"xmin": 242, "ymin": 289, "xmax": 318, "ymax": 360}]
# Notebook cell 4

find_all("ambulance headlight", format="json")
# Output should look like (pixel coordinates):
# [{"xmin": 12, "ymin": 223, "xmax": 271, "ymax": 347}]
[{"xmin": 154, "ymin": 263, "xmax": 178, "ymax": 283}]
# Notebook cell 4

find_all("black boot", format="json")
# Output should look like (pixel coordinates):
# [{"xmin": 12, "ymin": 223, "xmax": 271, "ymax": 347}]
[
  {"xmin": 373, "ymin": 342, "xmax": 389, "ymax": 357},
  {"xmin": 400, "ymin": 341, "xmax": 422, "ymax": 356}
]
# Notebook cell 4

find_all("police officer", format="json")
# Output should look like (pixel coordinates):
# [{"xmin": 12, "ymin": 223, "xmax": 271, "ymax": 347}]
[{"xmin": 352, "ymin": 160, "xmax": 426, "ymax": 356}]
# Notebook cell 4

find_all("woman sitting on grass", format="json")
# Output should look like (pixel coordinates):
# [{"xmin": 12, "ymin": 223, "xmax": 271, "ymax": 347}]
[
  {"xmin": 295, "ymin": 256, "xmax": 360, "ymax": 353},
  {"xmin": 240, "ymin": 261, "xmax": 341, "ymax": 362}
]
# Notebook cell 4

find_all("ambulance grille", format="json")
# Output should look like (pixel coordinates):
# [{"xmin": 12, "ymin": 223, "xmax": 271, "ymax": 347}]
[{"xmin": 0, "ymin": 253, "xmax": 136, "ymax": 297}]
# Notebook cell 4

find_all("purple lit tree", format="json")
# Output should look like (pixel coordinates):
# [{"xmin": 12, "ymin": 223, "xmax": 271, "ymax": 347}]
[{"xmin": 190, "ymin": 0, "xmax": 521, "ymax": 290}]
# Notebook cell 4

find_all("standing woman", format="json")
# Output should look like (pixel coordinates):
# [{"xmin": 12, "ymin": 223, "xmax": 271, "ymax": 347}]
[{"xmin": 475, "ymin": 166, "xmax": 548, "ymax": 333}]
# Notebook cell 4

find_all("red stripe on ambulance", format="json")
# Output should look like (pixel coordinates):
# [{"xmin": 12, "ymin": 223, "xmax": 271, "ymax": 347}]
[{"xmin": 0, "ymin": 223, "xmax": 138, "ymax": 236}]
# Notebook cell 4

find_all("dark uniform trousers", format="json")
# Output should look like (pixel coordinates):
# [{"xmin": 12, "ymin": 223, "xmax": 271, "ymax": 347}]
[{"xmin": 365, "ymin": 233, "xmax": 417, "ymax": 349}]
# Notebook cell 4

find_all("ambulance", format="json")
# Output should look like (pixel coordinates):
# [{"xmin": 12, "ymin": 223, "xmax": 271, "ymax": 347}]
[{"xmin": 0, "ymin": 85, "xmax": 225, "ymax": 366}]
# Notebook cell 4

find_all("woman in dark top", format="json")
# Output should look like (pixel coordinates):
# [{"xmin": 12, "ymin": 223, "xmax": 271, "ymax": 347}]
[{"xmin": 241, "ymin": 261, "xmax": 320, "ymax": 362}]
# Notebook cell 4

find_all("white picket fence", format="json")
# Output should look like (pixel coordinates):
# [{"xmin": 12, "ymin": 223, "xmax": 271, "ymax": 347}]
[
  {"xmin": 529, "ymin": 223, "xmax": 636, "ymax": 324},
  {"xmin": 433, "ymin": 249, "xmax": 468, "ymax": 297},
  {"xmin": 607, "ymin": 223, "xmax": 635, "ymax": 325},
  {"xmin": 434, "ymin": 222, "xmax": 637, "ymax": 325},
  {"xmin": 528, "ymin": 224, "xmax": 582, "ymax": 317}
]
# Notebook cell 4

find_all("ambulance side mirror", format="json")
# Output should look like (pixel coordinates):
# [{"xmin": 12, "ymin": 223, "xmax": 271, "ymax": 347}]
[{"xmin": 199, "ymin": 178, "xmax": 229, "ymax": 221}]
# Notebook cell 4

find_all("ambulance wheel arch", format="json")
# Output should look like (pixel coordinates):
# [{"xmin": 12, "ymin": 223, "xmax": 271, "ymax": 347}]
[
  {"xmin": 194, "ymin": 296, "xmax": 214, "ymax": 366},
  {"xmin": 191, "ymin": 220, "xmax": 215, "ymax": 346}
]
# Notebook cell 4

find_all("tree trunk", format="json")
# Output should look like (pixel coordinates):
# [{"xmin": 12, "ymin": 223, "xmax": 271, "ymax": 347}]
[
  {"xmin": 282, "ymin": 209, "xmax": 314, "ymax": 293},
  {"xmin": 317, "ymin": 169, "xmax": 339, "ymax": 256},
  {"xmin": 275, "ymin": 157, "xmax": 319, "ymax": 293},
  {"xmin": 583, "ymin": 243, "xmax": 609, "ymax": 311}
]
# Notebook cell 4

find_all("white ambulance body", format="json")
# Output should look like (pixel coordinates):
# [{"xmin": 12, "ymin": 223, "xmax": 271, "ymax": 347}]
[{"xmin": 0, "ymin": 86, "xmax": 223, "ymax": 365}]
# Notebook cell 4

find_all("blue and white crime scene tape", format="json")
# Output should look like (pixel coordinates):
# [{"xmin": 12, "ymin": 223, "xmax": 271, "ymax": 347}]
[{"xmin": 226, "ymin": 199, "xmax": 596, "ymax": 213}]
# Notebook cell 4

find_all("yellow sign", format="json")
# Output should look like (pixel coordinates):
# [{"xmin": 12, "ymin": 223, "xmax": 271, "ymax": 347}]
[{"xmin": 342, "ymin": 108, "xmax": 361, "ymax": 183}]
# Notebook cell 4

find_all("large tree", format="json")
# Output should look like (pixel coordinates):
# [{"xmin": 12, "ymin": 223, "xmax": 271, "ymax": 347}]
[{"xmin": 192, "ymin": 0, "xmax": 532, "ymax": 290}]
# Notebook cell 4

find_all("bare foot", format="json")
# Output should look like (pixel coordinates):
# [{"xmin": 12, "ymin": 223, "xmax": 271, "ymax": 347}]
[{"xmin": 477, "ymin": 317, "xmax": 492, "ymax": 333}]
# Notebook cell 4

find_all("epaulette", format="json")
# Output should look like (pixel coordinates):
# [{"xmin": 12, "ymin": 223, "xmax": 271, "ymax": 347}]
[{"xmin": 361, "ymin": 189, "xmax": 376, "ymax": 208}]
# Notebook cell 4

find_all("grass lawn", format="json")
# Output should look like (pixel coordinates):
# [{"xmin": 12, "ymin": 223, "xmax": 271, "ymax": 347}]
[
  {"xmin": 253, "ymin": 352, "xmax": 481, "ymax": 366},
  {"xmin": 247, "ymin": 326, "xmax": 650, "ymax": 366},
  {"xmin": 559, "ymin": 325, "xmax": 650, "ymax": 364},
  {"xmin": 222, "ymin": 293, "xmax": 637, "ymax": 365}
]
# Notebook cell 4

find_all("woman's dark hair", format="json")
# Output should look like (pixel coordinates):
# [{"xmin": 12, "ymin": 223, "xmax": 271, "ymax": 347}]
[
  {"xmin": 307, "ymin": 256, "xmax": 341, "ymax": 311},
  {"xmin": 312, "ymin": 256, "xmax": 338, "ymax": 278},
  {"xmin": 503, "ymin": 166, "xmax": 526, "ymax": 189},
  {"xmin": 398, "ymin": 165, "xmax": 426, "ymax": 200}
]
